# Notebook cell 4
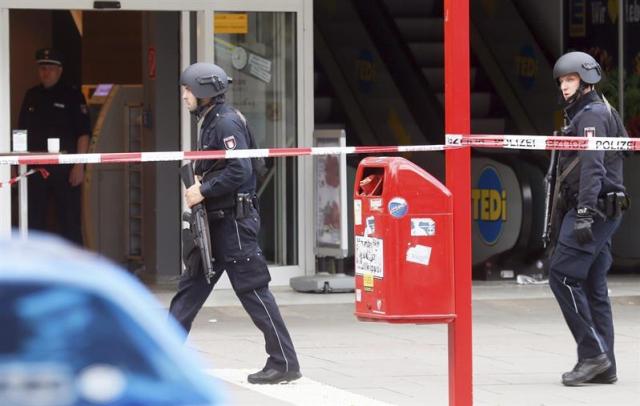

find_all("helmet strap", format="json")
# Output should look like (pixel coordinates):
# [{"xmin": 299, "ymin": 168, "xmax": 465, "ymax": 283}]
[
  {"xmin": 194, "ymin": 98, "xmax": 214, "ymax": 119},
  {"xmin": 561, "ymin": 81, "xmax": 591, "ymax": 108},
  {"xmin": 193, "ymin": 95, "xmax": 226, "ymax": 119}
]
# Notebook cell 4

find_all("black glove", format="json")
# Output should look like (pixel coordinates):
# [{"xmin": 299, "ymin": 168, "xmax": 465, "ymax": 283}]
[{"xmin": 574, "ymin": 207, "xmax": 594, "ymax": 245}]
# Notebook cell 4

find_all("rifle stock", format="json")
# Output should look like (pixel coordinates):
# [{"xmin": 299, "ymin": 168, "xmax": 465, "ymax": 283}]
[{"xmin": 180, "ymin": 163, "xmax": 215, "ymax": 283}]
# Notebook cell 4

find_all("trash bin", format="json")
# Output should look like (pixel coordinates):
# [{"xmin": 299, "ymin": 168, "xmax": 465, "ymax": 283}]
[{"xmin": 354, "ymin": 157, "xmax": 455, "ymax": 323}]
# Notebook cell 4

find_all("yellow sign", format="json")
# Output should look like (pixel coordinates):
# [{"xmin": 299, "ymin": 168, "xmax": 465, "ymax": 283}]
[
  {"xmin": 214, "ymin": 13, "xmax": 248, "ymax": 34},
  {"xmin": 471, "ymin": 188, "xmax": 507, "ymax": 222},
  {"xmin": 363, "ymin": 272, "xmax": 374, "ymax": 292}
]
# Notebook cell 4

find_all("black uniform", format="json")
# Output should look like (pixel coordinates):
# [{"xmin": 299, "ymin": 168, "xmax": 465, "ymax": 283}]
[
  {"xmin": 18, "ymin": 82, "xmax": 90, "ymax": 244},
  {"xmin": 169, "ymin": 102, "xmax": 300, "ymax": 376},
  {"xmin": 549, "ymin": 90, "xmax": 626, "ymax": 378}
]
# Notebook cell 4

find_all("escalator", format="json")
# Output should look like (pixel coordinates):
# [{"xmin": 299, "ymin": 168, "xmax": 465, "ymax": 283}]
[
  {"xmin": 314, "ymin": 0, "xmax": 558, "ymax": 278},
  {"xmin": 314, "ymin": 0, "xmax": 445, "ymax": 180},
  {"xmin": 376, "ymin": 0, "xmax": 509, "ymax": 134},
  {"xmin": 315, "ymin": 0, "xmax": 640, "ymax": 276}
]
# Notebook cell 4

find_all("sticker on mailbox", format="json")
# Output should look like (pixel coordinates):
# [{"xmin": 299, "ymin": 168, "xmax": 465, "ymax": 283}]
[
  {"xmin": 406, "ymin": 244, "xmax": 432, "ymax": 266},
  {"xmin": 364, "ymin": 216, "xmax": 375, "ymax": 237},
  {"xmin": 388, "ymin": 197, "xmax": 408, "ymax": 218},
  {"xmin": 372, "ymin": 300, "xmax": 385, "ymax": 314},
  {"xmin": 354, "ymin": 199, "xmax": 362, "ymax": 226},
  {"xmin": 411, "ymin": 218, "xmax": 436, "ymax": 236},
  {"xmin": 363, "ymin": 272, "xmax": 374, "ymax": 292},
  {"xmin": 370, "ymin": 198, "xmax": 383, "ymax": 211},
  {"xmin": 355, "ymin": 236, "xmax": 384, "ymax": 278}
]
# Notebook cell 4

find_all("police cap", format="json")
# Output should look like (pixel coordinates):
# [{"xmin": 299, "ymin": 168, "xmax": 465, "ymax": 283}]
[{"xmin": 35, "ymin": 48, "xmax": 64, "ymax": 66}]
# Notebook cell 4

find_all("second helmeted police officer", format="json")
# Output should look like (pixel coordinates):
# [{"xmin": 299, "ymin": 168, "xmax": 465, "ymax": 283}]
[
  {"xmin": 169, "ymin": 62, "xmax": 301, "ymax": 385},
  {"xmin": 549, "ymin": 51, "xmax": 628, "ymax": 386}
]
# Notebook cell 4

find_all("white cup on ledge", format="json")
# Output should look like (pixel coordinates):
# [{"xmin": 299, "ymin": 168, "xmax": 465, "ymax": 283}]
[
  {"xmin": 47, "ymin": 138, "xmax": 60, "ymax": 153},
  {"xmin": 12, "ymin": 129, "xmax": 27, "ymax": 152}
]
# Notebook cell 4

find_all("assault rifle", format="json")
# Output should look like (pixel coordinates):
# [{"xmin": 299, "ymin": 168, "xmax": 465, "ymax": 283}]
[
  {"xmin": 180, "ymin": 163, "xmax": 215, "ymax": 283},
  {"xmin": 541, "ymin": 149, "xmax": 559, "ymax": 248}
]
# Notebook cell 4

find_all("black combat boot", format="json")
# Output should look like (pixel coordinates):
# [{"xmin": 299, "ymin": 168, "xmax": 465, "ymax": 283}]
[
  {"xmin": 561, "ymin": 354, "xmax": 611, "ymax": 386},
  {"xmin": 247, "ymin": 368, "xmax": 302, "ymax": 384},
  {"xmin": 586, "ymin": 369, "xmax": 617, "ymax": 384}
]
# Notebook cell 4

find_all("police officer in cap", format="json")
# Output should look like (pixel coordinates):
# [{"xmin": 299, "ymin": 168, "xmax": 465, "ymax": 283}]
[
  {"xmin": 18, "ymin": 48, "xmax": 90, "ymax": 245},
  {"xmin": 549, "ymin": 51, "xmax": 628, "ymax": 386},
  {"xmin": 169, "ymin": 62, "xmax": 301, "ymax": 384}
]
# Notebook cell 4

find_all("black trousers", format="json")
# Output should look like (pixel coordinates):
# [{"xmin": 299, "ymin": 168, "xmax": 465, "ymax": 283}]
[
  {"xmin": 28, "ymin": 165, "xmax": 82, "ymax": 245},
  {"xmin": 549, "ymin": 208, "xmax": 621, "ymax": 372},
  {"xmin": 169, "ymin": 267, "xmax": 300, "ymax": 374}
]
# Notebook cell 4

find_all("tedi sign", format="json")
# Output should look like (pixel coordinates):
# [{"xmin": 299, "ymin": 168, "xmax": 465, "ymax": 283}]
[{"xmin": 472, "ymin": 166, "xmax": 507, "ymax": 245}]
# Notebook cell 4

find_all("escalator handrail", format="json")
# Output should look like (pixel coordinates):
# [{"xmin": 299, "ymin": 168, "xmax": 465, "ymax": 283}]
[{"xmin": 352, "ymin": 0, "xmax": 444, "ymax": 145}]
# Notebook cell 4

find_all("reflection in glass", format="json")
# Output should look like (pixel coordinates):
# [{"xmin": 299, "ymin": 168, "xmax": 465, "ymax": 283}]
[{"xmin": 214, "ymin": 12, "xmax": 298, "ymax": 265}]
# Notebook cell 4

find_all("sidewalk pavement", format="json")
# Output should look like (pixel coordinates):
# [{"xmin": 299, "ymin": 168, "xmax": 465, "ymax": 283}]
[{"xmin": 154, "ymin": 274, "xmax": 640, "ymax": 405}]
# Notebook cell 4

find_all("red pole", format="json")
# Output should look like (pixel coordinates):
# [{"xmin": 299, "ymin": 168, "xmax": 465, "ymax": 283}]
[{"xmin": 444, "ymin": 0, "xmax": 473, "ymax": 405}]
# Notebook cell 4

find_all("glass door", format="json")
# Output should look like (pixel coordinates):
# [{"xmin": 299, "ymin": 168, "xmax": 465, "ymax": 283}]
[
  {"xmin": 202, "ymin": 0, "xmax": 312, "ymax": 274},
  {"xmin": 213, "ymin": 11, "xmax": 298, "ymax": 266}
]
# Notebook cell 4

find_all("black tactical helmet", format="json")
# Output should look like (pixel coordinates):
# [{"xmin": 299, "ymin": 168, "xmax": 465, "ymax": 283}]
[
  {"xmin": 180, "ymin": 62, "xmax": 232, "ymax": 99},
  {"xmin": 553, "ymin": 51, "xmax": 602, "ymax": 84}
]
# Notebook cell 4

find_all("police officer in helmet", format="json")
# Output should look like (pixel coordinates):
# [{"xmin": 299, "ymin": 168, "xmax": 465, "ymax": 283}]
[
  {"xmin": 549, "ymin": 51, "xmax": 628, "ymax": 386},
  {"xmin": 169, "ymin": 62, "xmax": 301, "ymax": 384}
]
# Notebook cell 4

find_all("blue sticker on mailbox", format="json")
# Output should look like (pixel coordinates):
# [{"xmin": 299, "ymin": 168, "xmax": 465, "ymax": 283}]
[{"xmin": 388, "ymin": 197, "xmax": 408, "ymax": 218}]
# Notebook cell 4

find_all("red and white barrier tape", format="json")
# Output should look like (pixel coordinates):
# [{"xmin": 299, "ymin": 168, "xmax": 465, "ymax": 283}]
[
  {"xmin": 446, "ymin": 134, "xmax": 639, "ymax": 151},
  {"xmin": 0, "ymin": 168, "xmax": 49, "ymax": 188},
  {"xmin": 0, "ymin": 144, "xmax": 448, "ymax": 165},
  {"xmin": 0, "ymin": 134, "xmax": 636, "ymax": 166}
]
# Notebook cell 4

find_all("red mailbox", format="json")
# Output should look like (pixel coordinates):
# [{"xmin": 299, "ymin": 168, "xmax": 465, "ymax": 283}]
[{"xmin": 354, "ymin": 157, "xmax": 455, "ymax": 323}]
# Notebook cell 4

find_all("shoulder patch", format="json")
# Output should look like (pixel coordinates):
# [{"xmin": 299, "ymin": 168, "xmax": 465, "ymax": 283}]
[
  {"xmin": 223, "ymin": 135, "xmax": 237, "ymax": 150},
  {"xmin": 584, "ymin": 127, "xmax": 596, "ymax": 138}
]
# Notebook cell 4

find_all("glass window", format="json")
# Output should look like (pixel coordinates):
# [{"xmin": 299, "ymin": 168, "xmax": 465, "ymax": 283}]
[{"xmin": 214, "ymin": 12, "xmax": 298, "ymax": 265}]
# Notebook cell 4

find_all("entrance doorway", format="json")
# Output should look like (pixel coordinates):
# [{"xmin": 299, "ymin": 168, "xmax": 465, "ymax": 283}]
[
  {"xmin": 8, "ymin": 9, "xmax": 182, "ymax": 281},
  {"xmin": 0, "ymin": 1, "xmax": 313, "ymax": 285}
]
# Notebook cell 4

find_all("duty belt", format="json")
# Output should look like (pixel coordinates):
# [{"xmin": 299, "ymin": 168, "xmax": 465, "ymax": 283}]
[
  {"xmin": 596, "ymin": 191, "xmax": 630, "ymax": 218},
  {"xmin": 206, "ymin": 192, "xmax": 256, "ymax": 220},
  {"xmin": 207, "ymin": 208, "xmax": 233, "ymax": 220},
  {"xmin": 567, "ymin": 191, "xmax": 629, "ymax": 218}
]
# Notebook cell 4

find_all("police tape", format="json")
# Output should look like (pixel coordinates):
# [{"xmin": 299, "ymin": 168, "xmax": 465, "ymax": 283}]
[
  {"xmin": 445, "ymin": 134, "xmax": 640, "ymax": 151},
  {"xmin": 0, "ymin": 168, "xmax": 49, "ymax": 188},
  {"xmin": 0, "ymin": 134, "xmax": 637, "ymax": 166},
  {"xmin": 0, "ymin": 145, "xmax": 448, "ymax": 165}
]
